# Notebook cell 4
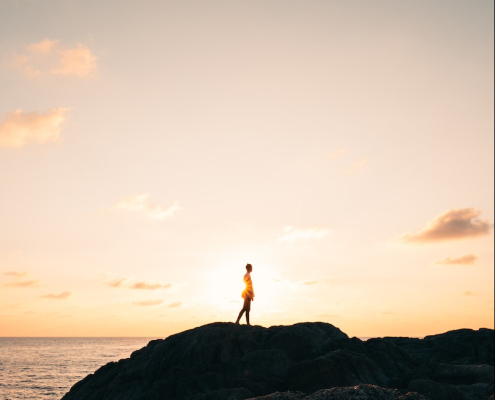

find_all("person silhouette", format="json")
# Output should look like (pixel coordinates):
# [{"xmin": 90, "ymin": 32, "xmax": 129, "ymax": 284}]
[{"xmin": 235, "ymin": 263, "xmax": 254, "ymax": 326}]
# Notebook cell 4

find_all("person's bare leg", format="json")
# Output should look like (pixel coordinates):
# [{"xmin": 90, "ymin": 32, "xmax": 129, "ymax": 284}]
[
  {"xmin": 236, "ymin": 309, "xmax": 245, "ymax": 324},
  {"xmin": 246, "ymin": 310, "xmax": 250, "ymax": 326}
]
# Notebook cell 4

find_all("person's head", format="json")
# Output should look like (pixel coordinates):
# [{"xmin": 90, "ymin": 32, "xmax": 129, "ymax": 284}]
[{"xmin": 246, "ymin": 263, "xmax": 253, "ymax": 273}]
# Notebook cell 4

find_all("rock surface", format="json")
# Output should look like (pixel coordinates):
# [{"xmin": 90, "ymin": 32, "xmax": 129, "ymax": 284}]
[
  {"xmin": 246, "ymin": 385, "xmax": 431, "ymax": 400},
  {"xmin": 61, "ymin": 322, "xmax": 494, "ymax": 400}
]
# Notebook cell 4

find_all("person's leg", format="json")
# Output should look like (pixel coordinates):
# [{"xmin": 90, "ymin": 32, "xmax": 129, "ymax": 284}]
[
  {"xmin": 236, "ymin": 298, "xmax": 249, "ymax": 324},
  {"xmin": 246, "ymin": 299, "xmax": 251, "ymax": 325},
  {"xmin": 236, "ymin": 308, "xmax": 245, "ymax": 324}
]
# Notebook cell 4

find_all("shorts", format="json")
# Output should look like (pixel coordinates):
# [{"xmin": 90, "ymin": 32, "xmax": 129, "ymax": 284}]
[{"xmin": 242, "ymin": 296, "xmax": 252, "ymax": 312}]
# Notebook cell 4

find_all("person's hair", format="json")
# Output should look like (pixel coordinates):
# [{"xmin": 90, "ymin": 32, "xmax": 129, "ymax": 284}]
[{"xmin": 246, "ymin": 263, "xmax": 253, "ymax": 271}]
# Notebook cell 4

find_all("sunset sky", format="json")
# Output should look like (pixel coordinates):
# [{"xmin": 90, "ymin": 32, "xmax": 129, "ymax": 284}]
[{"xmin": 0, "ymin": 0, "xmax": 493, "ymax": 338}]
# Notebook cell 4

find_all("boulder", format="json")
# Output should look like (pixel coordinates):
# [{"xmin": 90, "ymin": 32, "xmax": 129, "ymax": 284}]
[{"xmin": 408, "ymin": 379, "xmax": 470, "ymax": 400}]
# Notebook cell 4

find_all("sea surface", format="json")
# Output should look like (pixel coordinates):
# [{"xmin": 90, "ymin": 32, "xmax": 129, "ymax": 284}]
[{"xmin": 0, "ymin": 337, "xmax": 159, "ymax": 400}]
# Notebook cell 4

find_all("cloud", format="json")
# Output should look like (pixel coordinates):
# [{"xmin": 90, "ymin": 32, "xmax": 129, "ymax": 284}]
[
  {"xmin": 273, "ymin": 278, "xmax": 321, "ymax": 291},
  {"xmin": 51, "ymin": 44, "xmax": 97, "ymax": 78},
  {"xmin": 328, "ymin": 148, "xmax": 346, "ymax": 160},
  {"xmin": 4, "ymin": 303, "xmax": 21, "ymax": 309},
  {"xmin": 0, "ymin": 108, "xmax": 70, "ymax": 148},
  {"xmin": 131, "ymin": 282, "xmax": 172, "ymax": 290},
  {"xmin": 402, "ymin": 208, "xmax": 491, "ymax": 243},
  {"xmin": 41, "ymin": 291, "xmax": 72, "ymax": 299},
  {"xmin": 302, "ymin": 280, "xmax": 319, "ymax": 286},
  {"xmin": 463, "ymin": 291, "xmax": 475, "ymax": 297},
  {"xmin": 113, "ymin": 194, "xmax": 181, "ymax": 220},
  {"xmin": 168, "ymin": 302, "xmax": 182, "ymax": 308},
  {"xmin": 277, "ymin": 226, "xmax": 331, "ymax": 243},
  {"xmin": 107, "ymin": 279, "xmax": 126, "ymax": 288},
  {"xmin": 342, "ymin": 158, "xmax": 369, "ymax": 176},
  {"xmin": 10, "ymin": 39, "xmax": 97, "ymax": 78},
  {"xmin": 28, "ymin": 38, "xmax": 58, "ymax": 55},
  {"xmin": 435, "ymin": 253, "xmax": 478, "ymax": 265},
  {"xmin": 133, "ymin": 299, "xmax": 163, "ymax": 306},
  {"xmin": 4, "ymin": 271, "xmax": 27, "ymax": 278},
  {"xmin": 5, "ymin": 279, "xmax": 40, "ymax": 288}
]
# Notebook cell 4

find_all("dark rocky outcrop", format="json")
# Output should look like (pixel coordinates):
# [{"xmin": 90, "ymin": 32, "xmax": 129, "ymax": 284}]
[
  {"xmin": 61, "ymin": 322, "xmax": 494, "ymax": 400},
  {"xmin": 246, "ymin": 385, "xmax": 431, "ymax": 399}
]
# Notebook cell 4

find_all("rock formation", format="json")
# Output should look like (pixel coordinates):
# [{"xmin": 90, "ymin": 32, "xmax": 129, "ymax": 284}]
[
  {"xmin": 61, "ymin": 322, "xmax": 494, "ymax": 400},
  {"xmin": 246, "ymin": 385, "xmax": 431, "ymax": 399}
]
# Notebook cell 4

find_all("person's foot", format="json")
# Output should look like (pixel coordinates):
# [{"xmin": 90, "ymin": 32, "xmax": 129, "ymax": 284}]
[{"xmin": 235, "ymin": 320, "xmax": 239, "ymax": 325}]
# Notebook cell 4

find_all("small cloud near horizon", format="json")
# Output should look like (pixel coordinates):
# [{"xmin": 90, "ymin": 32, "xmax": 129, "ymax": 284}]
[
  {"xmin": 278, "ymin": 226, "xmax": 331, "ymax": 243},
  {"xmin": 133, "ymin": 299, "xmax": 163, "ymax": 306},
  {"xmin": 41, "ymin": 291, "xmax": 72, "ymax": 299},
  {"xmin": 107, "ymin": 279, "xmax": 126, "ymax": 288},
  {"xmin": 402, "ymin": 208, "xmax": 491, "ymax": 243},
  {"xmin": 131, "ymin": 282, "xmax": 172, "ymax": 290},
  {"xmin": 0, "ymin": 108, "xmax": 70, "ymax": 148},
  {"xmin": 5, "ymin": 279, "xmax": 41, "ymax": 288},
  {"xmin": 113, "ymin": 194, "xmax": 181, "ymax": 220},
  {"xmin": 9, "ymin": 39, "xmax": 97, "ymax": 78},
  {"xmin": 463, "ymin": 291, "xmax": 476, "ymax": 297},
  {"xmin": 168, "ymin": 302, "xmax": 182, "ymax": 308},
  {"xmin": 4, "ymin": 271, "xmax": 28, "ymax": 278},
  {"xmin": 328, "ymin": 148, "xmax": 346, "ymax": 160},
  {"xmin": 342, "ymin": 158, "xmax": 369, "ymax": 176},
  {"xmin": 435, "ymin": 253, "xmax": 478, "ymax": 265},
  {"xmin": 274, "ymin": 278, "xmax": 322, "ymax": 291}
]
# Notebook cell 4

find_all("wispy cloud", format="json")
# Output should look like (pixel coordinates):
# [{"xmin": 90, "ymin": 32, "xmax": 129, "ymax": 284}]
[
  {"xmin": 168, "ymin": 302, "xmax": 182, "ymax": 308},
  {"xmin": 10, "ymin": 39, "xmax": 97, "ymax": 78},
  {"xmin": 342, "ymin": 158, "xmax": 369, "ymax": 176},
  {"xmin": 302, "ymin": 280, "xmax": 320, "ymax": 286},
  {"xmin": 435, "ymin": 253, "xmax": 478, "ymax": 265},
  {"xmin": 133, "ymin": 299, "xmax": 163, "ymax": 306},
  {"xmin": 402, "ymin": 208, "xmax": 491, "ymax": 243},
  {"xmin": 4, "ymin": 303, "xmax": 21, "ymax": 309},
  {"xmin": 463, "ymin": 291, "xmax": 475, "ymax": 297},
  {"xmin": 41, "ymin": 291, "xmax": 72, "ymax": 299},
  {"xmin": 274, "ymin": 278, "xmax": 325, "ymax": 291},
  {"xmin": 4, "ymin": 271, "xmax": 27, "ymax": 278},
  {"xmin": 107, "ymin": 279, "xmax": 126, "ymax": 288},
  {"xmin": 277, "ymin": 226, "xmax": 330, "ymax": 243},
  {"xmin": 113, "ymin": 194, "xmax": 181, "ymax": 220},
  {"xmin": 328, "ymin": 148, "xmax": 346, "ymax": 160},
  {"xmin": 3, "ymin": 271, "xmax": 41, "ymax": 288},
  {"xmin": 0, "ymin": 108, "xmax": 70, "ymax": 148},
  {"xmin": 131, "ymin": 282, "xmax": 172, "ymax": 290},
  {"xmin": 5, "ymin": 279, "xmax": 40, "ymax": 288}
]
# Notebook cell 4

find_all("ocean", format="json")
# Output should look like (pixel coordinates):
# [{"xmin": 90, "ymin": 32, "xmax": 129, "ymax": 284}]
[{"xmin": 0, "ymin": 337, "xmax": 158, "ymax": 400}]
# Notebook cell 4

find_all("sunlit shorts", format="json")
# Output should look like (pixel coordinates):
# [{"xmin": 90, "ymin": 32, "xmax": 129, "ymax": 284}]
[{"xmin": 243, "ymin": 297, "xmax": 252, "ymax": 311}]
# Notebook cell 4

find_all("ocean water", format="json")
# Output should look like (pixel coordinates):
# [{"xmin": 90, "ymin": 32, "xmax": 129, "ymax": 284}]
[{"xmin": 0, "ymin": 337, "xmax": 158, "ymax": 400}]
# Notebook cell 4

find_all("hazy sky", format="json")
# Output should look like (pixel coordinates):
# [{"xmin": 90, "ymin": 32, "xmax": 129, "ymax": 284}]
[{"xmin": 0, "ymin": 0, "xmax": 493, "ymax": 337}]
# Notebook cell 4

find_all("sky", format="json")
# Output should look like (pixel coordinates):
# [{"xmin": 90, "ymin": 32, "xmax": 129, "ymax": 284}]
[{"xmin": 0, "ymin": 0, "xmax": 493, "ymax": 338}]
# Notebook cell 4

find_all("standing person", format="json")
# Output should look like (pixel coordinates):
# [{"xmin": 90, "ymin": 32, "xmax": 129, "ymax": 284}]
[{"xmin": 235, "ymin": 264, "xmax": 254, "ymax": 326}]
